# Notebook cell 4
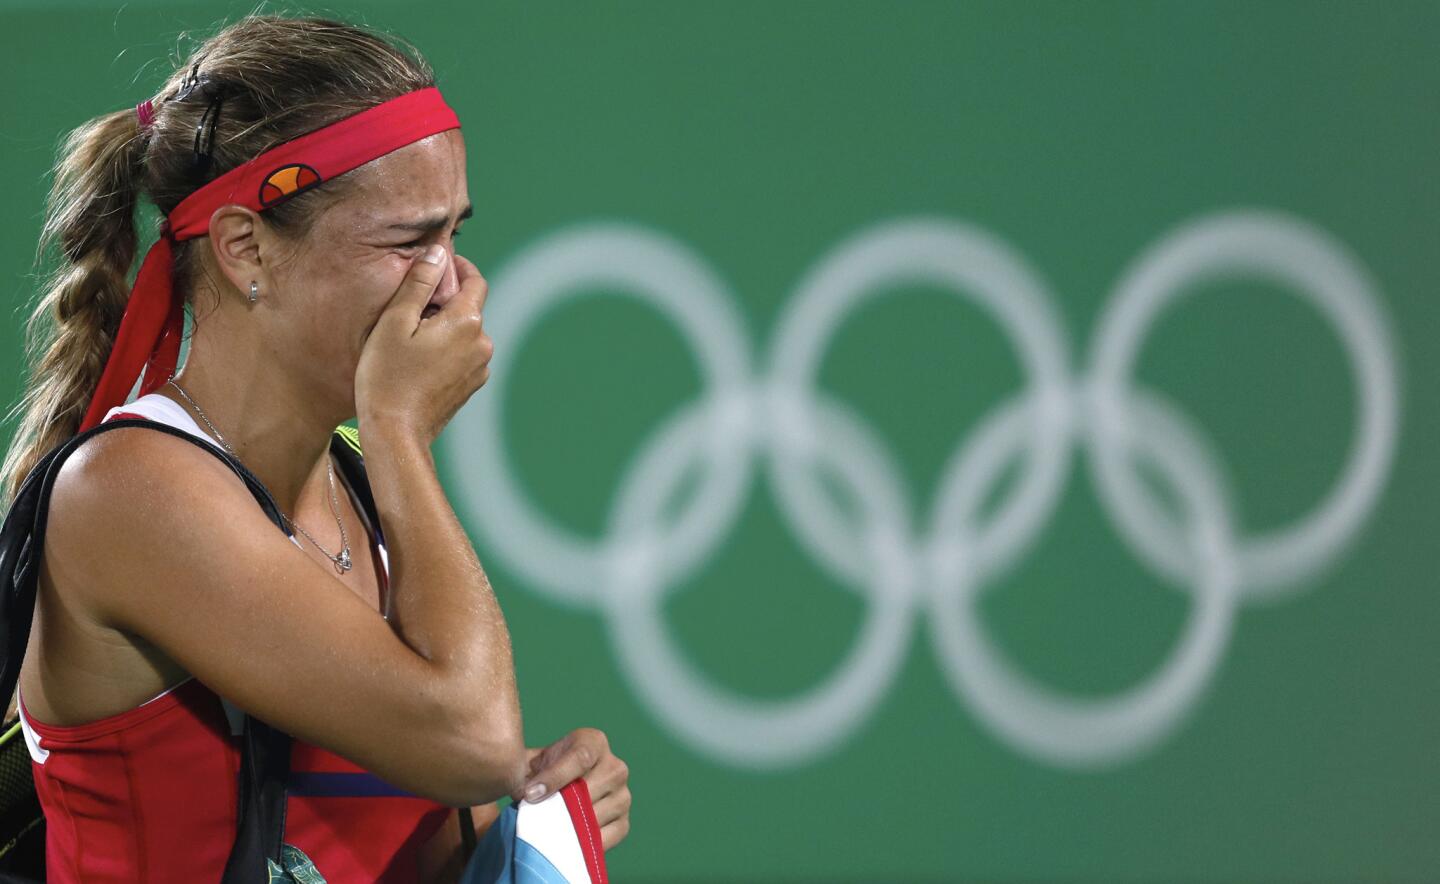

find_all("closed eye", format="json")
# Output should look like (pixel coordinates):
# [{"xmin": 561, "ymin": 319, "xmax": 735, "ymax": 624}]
[{"xmin": 401, "ymin": 228, "xmax": 464, "ymax": 250}]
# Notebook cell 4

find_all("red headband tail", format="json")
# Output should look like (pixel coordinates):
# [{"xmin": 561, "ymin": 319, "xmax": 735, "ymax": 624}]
[
  {"xmin": 80, "ymin": 237, "xmax": 180, "ymax": 430},
  {"xmin": 79, "ymin": 87, "xmax": 461, "ymax": 431}
]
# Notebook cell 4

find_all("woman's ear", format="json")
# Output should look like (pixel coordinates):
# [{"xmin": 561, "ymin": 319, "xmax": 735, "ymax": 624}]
[{"xmin": 206, "ymin": 204, "xmax": 266, "ymax": 297}]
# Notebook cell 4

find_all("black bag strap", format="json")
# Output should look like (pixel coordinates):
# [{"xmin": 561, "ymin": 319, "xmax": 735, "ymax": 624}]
[
  {"xmin": 0, "ymin": 417, "xmax": 379, "ymax": 883},
  {"xmin": 328, "ymin": 427, "xmax": 381, "ymax": 550}
]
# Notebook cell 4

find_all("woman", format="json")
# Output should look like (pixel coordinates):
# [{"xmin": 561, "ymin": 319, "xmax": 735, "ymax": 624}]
[{"xmin": 0, "ymin": 15, "xmax": 630, "ymax": 882}]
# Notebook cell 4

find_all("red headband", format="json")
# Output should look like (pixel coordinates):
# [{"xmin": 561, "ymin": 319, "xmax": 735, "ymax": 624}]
[{"xmin": 80, "ymin": 86, "xmax": 461, "ymax": 431}]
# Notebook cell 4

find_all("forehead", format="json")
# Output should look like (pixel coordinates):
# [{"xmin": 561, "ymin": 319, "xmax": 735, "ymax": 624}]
[{"xmin": 331, "ymin": 129, "xmax": 469, "ymax": 224}]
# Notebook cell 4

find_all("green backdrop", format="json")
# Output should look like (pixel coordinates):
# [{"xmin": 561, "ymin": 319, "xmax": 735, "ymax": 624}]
[{"xmin": 2, "ymin": 2, "xmax": 1436, "ymax": 881}]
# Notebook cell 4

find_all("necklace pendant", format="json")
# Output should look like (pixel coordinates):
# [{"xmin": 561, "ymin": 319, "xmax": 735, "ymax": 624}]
[{"xmin": 334, "ymin": 548, "xmax": 353, "ymax": 574}]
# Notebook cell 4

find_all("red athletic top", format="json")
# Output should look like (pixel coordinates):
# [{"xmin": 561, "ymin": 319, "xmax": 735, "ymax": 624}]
[{"xmin": 18, "ymin": 403, "xmax": 452, "ymax": 882}]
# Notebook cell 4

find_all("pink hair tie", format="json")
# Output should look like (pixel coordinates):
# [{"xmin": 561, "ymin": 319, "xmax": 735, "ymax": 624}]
[{"xmin": 135, "ymin": 99, "xmax": 156, "ymax": 130}]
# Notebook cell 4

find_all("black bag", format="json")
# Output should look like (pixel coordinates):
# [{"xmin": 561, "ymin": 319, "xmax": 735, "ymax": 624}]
[{"xmin": 0, "ymin": 417, "xmax": 381, "ymax": 882}]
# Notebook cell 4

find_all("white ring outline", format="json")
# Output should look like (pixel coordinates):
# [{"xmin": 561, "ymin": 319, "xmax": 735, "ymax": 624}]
[{"xmin": 1089, "ymin": 211, "xmax": 1400, "ymax": 598}]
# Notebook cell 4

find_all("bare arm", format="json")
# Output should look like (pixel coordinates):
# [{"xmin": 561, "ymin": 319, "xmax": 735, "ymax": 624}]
[
  {"xmin": 47, "ymin": 428, "xmax": 523, "ymax": 807},
  {"xmin": 363, "ymin": 425, "xmax": 524, "ymax": 784}
]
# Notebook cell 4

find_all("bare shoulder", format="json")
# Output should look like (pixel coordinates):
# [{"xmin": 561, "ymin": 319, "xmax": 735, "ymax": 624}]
[
  {"xmin": 50, "ymin": 422, "xmax": 239, "ymax": 505},
  {"xmin": 45, "ymin": 425, "xmax": 242, "ymax": 535},
  {"xmin": 44, "ymin": 425, "xmax": 246, "ymax": 622}
]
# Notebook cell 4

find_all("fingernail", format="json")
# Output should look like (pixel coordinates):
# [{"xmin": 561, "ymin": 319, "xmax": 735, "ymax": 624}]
[
  {"xmin": 420, "ymin": 244, "xmax": 446, "ymax": 264},
  {"xmin": 524, "ymin": 782, "xmax": 547, "ymax": 803}
]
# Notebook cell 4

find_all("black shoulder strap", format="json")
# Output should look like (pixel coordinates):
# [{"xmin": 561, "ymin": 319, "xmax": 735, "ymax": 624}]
[{"xmin": 0, "ymin": 418, "xmax": 298, "ymax": 884}]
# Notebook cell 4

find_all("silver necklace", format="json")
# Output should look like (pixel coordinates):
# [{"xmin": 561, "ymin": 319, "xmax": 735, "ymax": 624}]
[{"xmin": 167, "ymin": 379, "xmax": 353, "ymax": 574}]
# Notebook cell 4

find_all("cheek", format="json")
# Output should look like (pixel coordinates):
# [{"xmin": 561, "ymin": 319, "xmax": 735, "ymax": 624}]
[
  {"xmin": 364, "ymin": 253, "xmax": 420, "ymax": 317},
  {"xmin": 309, "ymin": 252, "xmax": 412, "ymax": 323}
]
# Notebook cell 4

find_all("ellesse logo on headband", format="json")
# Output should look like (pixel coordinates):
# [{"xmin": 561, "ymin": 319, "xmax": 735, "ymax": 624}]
[{"xmin": 259, "ymin": 163, "xmax": 322, "ymax": 207}]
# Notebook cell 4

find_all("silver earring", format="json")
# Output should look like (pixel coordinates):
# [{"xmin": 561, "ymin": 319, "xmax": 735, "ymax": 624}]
[{"xmin": 248, "ymin": 280, "xmax": 259, "ymax": 303}]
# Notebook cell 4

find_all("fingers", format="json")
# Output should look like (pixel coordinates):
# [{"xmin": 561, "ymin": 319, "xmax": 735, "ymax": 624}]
[
  {"xmin": 453, "ymin": 253, "xmax": 489, "ymax": 312},
  {"xmin": 588, "ymin": 750, "xmax": 631, "ymax": 851},
  {"xmin": 510, "ymin": 729, "xmax": 633, "ymax": 852},
  {"xmin": 447, "ymin": 252, "xmax": 488, "ymax": 320},
  {"xmin": 591, "ymin": 784, "xmax": 631, "ymax": 829},
  {"xmin": 516, "ymin": 728, "xmax": 608, "ymax": 804},
  {"xmin": 385, "ymin": 243, "xmax": 450, "ymax": 324},
  {"xmin": 600, "ymin": 816, "xmax": 630, "ymax": 852},
  {"xmin": 582, "ymin": 751, "xmax": 628, "ymax": 803}
]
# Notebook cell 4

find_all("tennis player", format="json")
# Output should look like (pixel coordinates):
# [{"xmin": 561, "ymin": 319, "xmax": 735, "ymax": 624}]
[{"xmin": 0, "ymin": 15, "xmax": 630, "ymax": 882}]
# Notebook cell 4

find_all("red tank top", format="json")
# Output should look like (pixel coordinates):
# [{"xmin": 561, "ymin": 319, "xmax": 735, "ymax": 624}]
[{"xmin": 17, "ymin": 402, "xmax": 452, "ymax": 882}]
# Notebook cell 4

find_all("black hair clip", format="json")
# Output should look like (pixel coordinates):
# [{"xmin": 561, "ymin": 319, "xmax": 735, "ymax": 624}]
[
  {"xmin": 191, "ymin": 90, "xmax": 224, "ymax": 178},
  {"xmin": 174, "ymin": 62, "xmax": 225, "ymax": 179}
]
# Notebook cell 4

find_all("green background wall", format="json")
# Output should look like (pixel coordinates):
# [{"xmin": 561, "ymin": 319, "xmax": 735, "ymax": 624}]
[{"xmin": 2, "ymin": 2, "xmax": 1436, "ymax": 881}]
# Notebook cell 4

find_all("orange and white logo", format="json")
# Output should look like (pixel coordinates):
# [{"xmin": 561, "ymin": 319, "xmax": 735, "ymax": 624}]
[{"xmin": 259, "ymin": 163, "xmax": 322, "ymax": 207}]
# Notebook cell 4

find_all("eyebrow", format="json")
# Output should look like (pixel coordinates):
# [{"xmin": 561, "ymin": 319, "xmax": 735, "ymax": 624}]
[{"xmin": 386, "ymin": 203, "xmax": 474, "ymax": 233}]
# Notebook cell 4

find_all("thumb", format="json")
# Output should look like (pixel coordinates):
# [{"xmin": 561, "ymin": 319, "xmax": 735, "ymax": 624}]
[
  {"xmin": 517, "ymin": 732, "xmax": 601, "ymax": 805},
  {"xmin": 382, "ymin": 244, "xmax": 449, "ymax": 327},
  {"xmin": 510, "ymin": 742, "xmax": 562, "ymax": 803}
]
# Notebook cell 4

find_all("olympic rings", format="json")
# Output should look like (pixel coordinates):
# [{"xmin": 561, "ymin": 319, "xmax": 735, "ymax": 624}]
[{"xmin": 441, "ymin": 210, "xmax": 1399, "ymax": 769}]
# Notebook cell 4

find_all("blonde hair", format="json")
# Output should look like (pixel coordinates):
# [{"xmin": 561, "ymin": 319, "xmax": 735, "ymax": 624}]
[{"xmin": 1, "ymin": 15, "xmax": 435, "ymax": 507}]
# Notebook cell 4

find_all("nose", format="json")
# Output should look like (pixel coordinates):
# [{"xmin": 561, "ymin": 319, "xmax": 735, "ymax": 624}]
[{"xmin": 429, "ymin": 244, "xmax": 460, "ymax": 307}]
